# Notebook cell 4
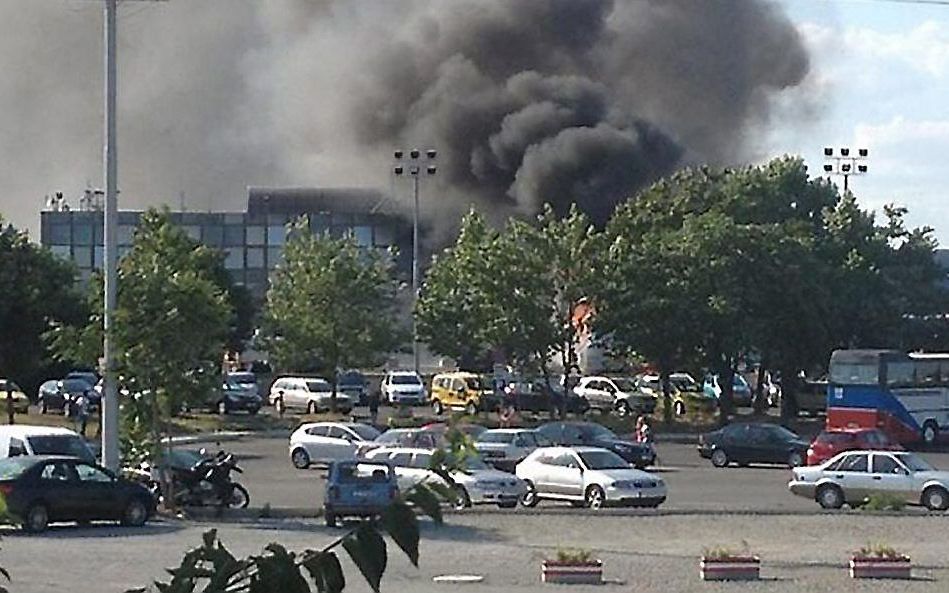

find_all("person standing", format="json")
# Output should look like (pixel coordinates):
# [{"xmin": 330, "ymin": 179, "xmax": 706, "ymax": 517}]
[
  {"xmin": 368, "ymin": 388, "xmax": 380, "ymax": 427},
  {"xmin": 74, "ymin": 391, "xmax": 90, "ymax": 437}
]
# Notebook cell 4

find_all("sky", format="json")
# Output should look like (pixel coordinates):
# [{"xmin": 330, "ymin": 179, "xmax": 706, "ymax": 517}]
[{"xmin": 0, "ymin": 0, "xmax": 946, "ymax": 246}]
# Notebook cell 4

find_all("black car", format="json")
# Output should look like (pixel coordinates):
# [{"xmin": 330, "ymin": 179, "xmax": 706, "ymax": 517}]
[
  {"xmin": 337, "ymin": 370, "xmax": 369, "ymax": 405},
  {"xmin": 503, "ymin": 381, "xmax": 590, "ymax": 415},
  {"xmin": 0, "ymin": 455, "xmax": 156, "ymax": 532},
  {"xmin": 535, "ymin": 421, "xmax": 655, "ymax": 469},
  {"xmin": 37, "ymin": 378, "xmax": 97, "ymax": 414},
  {"xmin": 208, "ymin": 381, "xmax": 262, "ymax": 414},
  {"xmin": 698, "ymin": 422, "xmax": 808, "ymax": 468}
]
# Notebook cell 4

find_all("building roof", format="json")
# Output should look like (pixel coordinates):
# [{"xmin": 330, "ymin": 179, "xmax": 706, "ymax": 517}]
[{"xmin": 247, "ymin": 187, "xmax": 404, "ymax": 218}]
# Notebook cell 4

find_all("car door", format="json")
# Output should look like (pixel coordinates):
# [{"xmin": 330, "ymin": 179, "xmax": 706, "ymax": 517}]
[
  {"xmin": 831, "ymin": 453, "xmax": 873, "ymax": 503},
  {"xmin": 73, "ymin": 461, "xmax": 122, "ymax": 520},
  {"xmin": 303, "ymin": 425, "xmax": 332, "ymax": 461},
  {"xmin": 37, "ymin": 460, "xmax": 82, "ymax": 521},
  {"xmin": 326, "ymin": 426, "xmax": 357, "ymax": 461},
  {"xmin": 548, "ymin": 452, "xmax": 584, "ymax": 497},
  {"xmin": 722, "ymin": 424, "xmax": 750, "ymax": 462},
  {"xmin": 449, "ymin": 378, "xmax": 466, "ymax": 407},
  {"xmin": 752, "ymin": 425, "xmax": 784, "ymax": 464},
  {"xmin": 869, "ymin": 453, "xmax": 915, "ymax": 502}
]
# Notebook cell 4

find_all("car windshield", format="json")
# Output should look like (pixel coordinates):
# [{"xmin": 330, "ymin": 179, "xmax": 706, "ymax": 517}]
[
  {"xmin": 894, "ymin": 453, "xmax": 935, "ymax": 472},
  {"xmin": 612, "ymin": 378, "xmax": 636, "ymax": 391},
  {"xmin": 768, "ymin": 426, "xmax": 800, "ymax": 441},
  {"xmin": 62, "ymin": 379, "xmax": 92, "ymax": 392},
  {"xmin": 376, "ymin": 430, "xmax": 410, "ymax": 443},
  {"xmin": 391, "ymin": 375, "xmax": 421, "ymax": 385},
  {"xmin": 305, "ymin": 380, "xmax": 331, "ymax": 392},
  {"xmin": 816, "ymin": 431, "xmax": 854, "ymax": 444},
  {"xmin": 462, "ymin": 456, "xmax": 490, "ymax": 471},
  {"xmin": 578, "ymin": 424, "xmax": 617, "ymax": 440},
  {"xmin": 338, "ymin": 373, "xmax": 364, "ymax": 386},
  {"xmin": 27, "ymin": 435, "xmax": 95, "ymax": 462},
  {"xmin": 0, "ymin": 457, "xmax": 33, "ymax": 480},
  {"xmin": 477, "ymin": 432, "xmax": 514, "ymax": 444},
  {"xmin": 670, "ymin": 376, "xmax": 701, "ymax": 392},
  {"xmin": 349, "ymin": 425, "xmax": 381, "ymax": 441},
  {"xmin": 464, "ymin": 377, "xmax": 483, "ymax": 390},
  {"xmin": 578, "ymin": 450, "xmax": 629, "ymax": 470},
  {"xmin": 228, "ymin": 373, "xmax": 256, "ymax": 384}
]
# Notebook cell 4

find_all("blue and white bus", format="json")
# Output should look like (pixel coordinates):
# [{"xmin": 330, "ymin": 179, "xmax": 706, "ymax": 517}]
[{"xmin": 827, "ymin": 349, "xmax": 949, "ymax": 445}]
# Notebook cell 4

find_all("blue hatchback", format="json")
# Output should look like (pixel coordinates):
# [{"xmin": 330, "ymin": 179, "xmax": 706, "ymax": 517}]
[{"xmin": 324, "ymin": 460, "xmax": 398, "ymax": 527}]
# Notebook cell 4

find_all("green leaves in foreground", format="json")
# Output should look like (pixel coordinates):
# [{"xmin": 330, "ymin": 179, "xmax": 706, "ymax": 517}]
[{"xmin": 138, "ymin": 481, "xmax": 453, "ymax": 593}]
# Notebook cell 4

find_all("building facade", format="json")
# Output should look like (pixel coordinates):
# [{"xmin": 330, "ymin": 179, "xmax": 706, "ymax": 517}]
[{"xmin": 39, "ymin": 187, "xmax": 413, "ymax": 298}]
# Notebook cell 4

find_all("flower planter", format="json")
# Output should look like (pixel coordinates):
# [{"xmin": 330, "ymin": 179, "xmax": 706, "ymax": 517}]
[
  {"xmin": 699, "ymin": 556, "xmax": 761, "ymax": 581},
  {"xmin": 541, "ymin": 560, "xmax": 603, "ymax": 585},
  {"xmin": 849, "ymin": 556, "xmax": 912, "ymax": 579}
]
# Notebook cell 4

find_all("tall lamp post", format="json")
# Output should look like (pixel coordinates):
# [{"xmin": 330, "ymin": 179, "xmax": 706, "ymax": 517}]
[
  {"xmin": 823, "ymin": 147, "xmax": 868, "ymax": 192},
  {"xmin": 393, "ymin": 149, "xmax": 437, "ymax": 375}
]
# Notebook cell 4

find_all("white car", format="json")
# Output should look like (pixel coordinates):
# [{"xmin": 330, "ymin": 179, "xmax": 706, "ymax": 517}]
[
  {"xmin": 381, "ymin": 371, "xmax": 427, "ymax": 405},
  {"xmin": 474, "ymin": 429, "xmax": 545, "ymax": 471},
  {"xmin": 516, "ymin": 446, "xmax": 667, "ymax": 510},
  {"xmin": 788, "ymin": 450, "xmax": 949, "ymax": 511},
  {"xmin": 269, "ymin": 376, "xmax": 353, "ymax": 414},
  {"xmin": 573, "ymin": 376, "xmax": 657, "ymax": 416},
  {"xmin": 364, "ymin": 446, "xmax": 525, "ymax": 509},
  {"xmin": 289, "ymin": 422, "xmax": 381, "ymax": 469}
]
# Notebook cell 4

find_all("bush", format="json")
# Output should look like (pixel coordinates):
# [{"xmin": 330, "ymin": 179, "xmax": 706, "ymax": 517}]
[
  {"xmin": 553, "ymin": 548, "xmax": 595, "ymax": 564},
  {"xmin": 854, "ymin": 543, "xmax": 905, "ymax": 559},
  {"xmin": 860, "ymin": 493, "xmax": 905, "ymax": 511}
]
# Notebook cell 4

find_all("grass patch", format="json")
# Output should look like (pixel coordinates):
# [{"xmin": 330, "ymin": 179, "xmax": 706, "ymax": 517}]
[{"xmin": 860, "ymin": 493, "xmax": 906, "ymax": 512}]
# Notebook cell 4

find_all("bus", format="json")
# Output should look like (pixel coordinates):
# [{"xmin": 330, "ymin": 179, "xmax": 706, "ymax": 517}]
[{"xmin": 827, "ymin": 349, "xmax": 949, "ymax": 445}]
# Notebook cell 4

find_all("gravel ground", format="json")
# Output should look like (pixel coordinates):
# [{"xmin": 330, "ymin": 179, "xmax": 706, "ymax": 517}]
[{"xmin": 5, "ymin": 513, "xmax": 949, "ymax": 593}]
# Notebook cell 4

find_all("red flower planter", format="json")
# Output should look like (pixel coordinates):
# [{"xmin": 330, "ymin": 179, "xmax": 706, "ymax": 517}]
[
  {"xmin": 850, "ymin": 556, "xmax": 912, "ymax": 579},
  {"xmin": 699, "ymin": 556, "xmax": 761, "ymax": 581},
  {"xmin": 541, "ymin": 560, "xmax": 603, "ymax": 585}
]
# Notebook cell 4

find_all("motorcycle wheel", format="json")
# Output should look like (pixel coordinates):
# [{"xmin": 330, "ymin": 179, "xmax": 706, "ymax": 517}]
[{"xmin": 230, "ymin": 483, "xmax": 250, "ymax": 508}]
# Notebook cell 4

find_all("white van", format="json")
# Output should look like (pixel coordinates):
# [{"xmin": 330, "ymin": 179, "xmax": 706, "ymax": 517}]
[{"xmin": 0, "ymin": 426, "xmax": 95, "ymax": 463}]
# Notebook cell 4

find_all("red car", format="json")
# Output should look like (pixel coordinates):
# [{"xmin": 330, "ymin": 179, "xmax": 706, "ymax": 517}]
[{"xmin": 806, "ymin": 428, "xmax": 902, "ymax": 465}]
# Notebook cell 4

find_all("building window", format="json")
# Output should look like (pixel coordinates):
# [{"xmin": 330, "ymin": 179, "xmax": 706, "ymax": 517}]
[
  {"xmin": 73, "ymin": 224, "xmax": 93, "ymax": 245},
  {"xmin": 182, "ymin": 226, "xmax": 201, "ymax": 241},
  {"xmin": 267, "ymin": 247, "xmax": 283, "ymax": 269},
  {"xmin": 118, "ymin": 225, "xmax": 135, "ymax": 246},
  {"xmin": 224, "ymin": 249, "xmax": 244, "ymax": 270},
  {"xmin": 224, "ymin": 224, "xmax": 245, "ymax": 247},
  {"xmin": 94, "ymin": 246, "xmax": 104, "ymax": 269},
  {"xmin": 48, "ymin": 224, "xmax": 70, "ymax": 245},
  {"xmin": 203, "ymin": 225, "xmax": 224, "ymax": 247},
  {"xmin": 246, "ymin": 247, "xmax": 265, "ymax": 269},
  {"xmin": 373, "ymin": 225, "xmax": 394, "ymax": 247},
  {"xmin": 246, "ymin": 226, "xmax": 265, "ymax": 245},
  {"xmin": 267, "ymin": 225, "xmax": 285, "ymax": 246},
  {"xmin": 353, "ymin": 226, "xmax": 373, "ymax": 247},
  {"xmin": 50, "ymin": 245, "xmax": 71, "ymax": 260},
  {"xmin": 224, "ymin": 213, "xmax": 244, "ymax": 225},
  {"xmin": 72, "ymin": 246, "xmax": 93, "ymax": 268}
]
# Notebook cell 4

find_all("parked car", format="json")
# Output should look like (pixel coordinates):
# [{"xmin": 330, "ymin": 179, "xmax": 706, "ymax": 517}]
[
  {"xmin": 0, "ymin": 425, "xmax": 95, "ymax": 462},
  {"xmin": 66, "ymin": 371, "xmax": 100, "ymax": 389},
  {"xmin": 0, "ymin": 379, "xmax": 30, "ymax": 414},
  {"xmin": 430, "ymin": 372, "xmax": 497, "ymax": 416},
  {"xmin": 501, "ymin": 380, "xmax": 589, "ymax": 415},
  {"xmin": 0, "ymin": 455, "xmax": 155, "ymax": 532},
  {"xmin": 474, "ymin": 429, "xmax": 547, "ymax": 471},
  {"xmin": 698, "ymin": 422, "xmax": 809, "ymax": 468},
  {"xmin": 323, "ymin": 460, "xmax": 399, "ymax": 527},
  {"xmin": 269, "ymin": 376, "xmax": 353, "ymax": 414},
  {"xmin": 636, "ymin": 373, "xmax": 717, "ymax": 416},
  {"xmin": 289, "ymin": 422, "xmax": 381, "ymax": 469},
  {"xmin": 806, "ymin": 428, "xmax": 901, "ymax": 466},
  {"xmin": 364, "ymin": 446, "xmax": 525, "ymax": 509},
  {"xmin": 337, "ymin": 370, "xmax": 369, "ymax": 405},
  {"xmin": 535, "ymin": 421, "xmax": 655, "ymax": 469},
  {"xmin": 516, "ymin": 446, "xmax": 666, "ymax": 509},
  {"xmin": 789, "ymin": 450, "xmax": 949, "ymax": 510},
  {"xmin": 209, "ymin": 380, "xmax": 262, "ymax": 415},
  {"xmin": 37, "ymin": 378, "xmax": 95, "ymax": 414},
  {"xmin": 381, "ymin": 371, "xmax": 427, "ymax": 405},
  {"xmin": 703, "ymin": 374, "xmax": 754, "ymax": 407},
  {"xmin": 225, "ymin": 371, "xmax": 260, "ymax": 399},
  {"xmin": 573, "ymin": 376, "xmax": 657, "ymax": 416},
  {"xmin": 796, "ymin": 378, "xmax": 828, "ymax": 416}
]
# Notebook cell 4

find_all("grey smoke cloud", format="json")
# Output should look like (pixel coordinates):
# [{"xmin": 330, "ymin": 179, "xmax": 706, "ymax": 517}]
[{"xmin": 0, "ymin": 0, "xmax": 809, "ymax": 236}]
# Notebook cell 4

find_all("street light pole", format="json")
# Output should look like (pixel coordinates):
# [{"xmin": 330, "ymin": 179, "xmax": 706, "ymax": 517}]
[
  {"xmin": 102, "ymin": 0, "xmax": 120, "ymax": 471},
  {"xmin": 393, "ymin": 149, "xmax": 437, "ymax": 375}
]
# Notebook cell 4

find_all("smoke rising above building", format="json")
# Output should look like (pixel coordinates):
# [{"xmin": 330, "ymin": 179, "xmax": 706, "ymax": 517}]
[{"xmin": 0, "ymin": 0, "xmax": 810, "ymax": 235}]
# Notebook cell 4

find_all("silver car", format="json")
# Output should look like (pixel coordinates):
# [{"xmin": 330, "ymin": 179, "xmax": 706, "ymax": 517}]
[{"xmin": 788, "ymin": 450, "xmax": 949, "ymax": 511}]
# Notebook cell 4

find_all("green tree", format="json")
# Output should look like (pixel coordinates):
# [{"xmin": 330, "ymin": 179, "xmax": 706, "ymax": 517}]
[
  {"xmin": 261, "ymin": 218, "xmax": 403, "ymax": 409},
  {"xmin": 0, "ymin": 217, "xmax": 86, "ymax": 405},
  {"xmin": 48, "ymin": 209, "xmax": 232, "ymax": 458}
]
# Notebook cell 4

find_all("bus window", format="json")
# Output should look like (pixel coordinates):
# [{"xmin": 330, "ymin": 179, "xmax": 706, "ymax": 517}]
[
  {"xmin": 829, "ymin": 363, "xmax": 878, "ymax": 386},
  {"xmin": 886, "ymin": 362, "xmax": 916, "ymax": 388},
  {"xmin": 915, "ymin": 362, "xmax": 941, "ymax": 387}
]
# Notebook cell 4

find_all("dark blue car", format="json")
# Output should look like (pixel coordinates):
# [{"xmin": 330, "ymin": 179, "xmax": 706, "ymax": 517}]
[
  {"xmin": 324, "ymin": 460, "xmax": 398, "ymax": 527},
  {"xmin": 535, "ymin": 421, "xmax": 656, "ymax": 469}
]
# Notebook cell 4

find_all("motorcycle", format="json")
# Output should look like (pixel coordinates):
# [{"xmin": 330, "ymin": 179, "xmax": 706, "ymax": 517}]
[{"xmin": 136, "ymin": 448, "xmax": 250, "ymax": 509}]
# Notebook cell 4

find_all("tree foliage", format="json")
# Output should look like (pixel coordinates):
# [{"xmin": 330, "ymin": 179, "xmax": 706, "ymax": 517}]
[{"xmin": 261, "ymin": 218, "xmax": 403, "ymax": 404}]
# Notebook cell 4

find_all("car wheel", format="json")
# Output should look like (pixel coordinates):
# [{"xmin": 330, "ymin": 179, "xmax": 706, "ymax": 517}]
[
  {"xmin": 291, "ymin": 448, "xmax": 311, "ymax": 469},
  {"xmin": 817, "ymin": 484, "xmax": 844, "ymax": 510},
  {"xmin": 24, "ymin": 503, "xmax": 49, "ymax": 533},
  {"xmin": 452, "ymin": 485, "xmax": 471, "ymax": 510},
  {"xmin": 585, "ymin": 485, "xmax": 606, "ymax": 510},
  {"xmin": 923, "ymin": 421, "xmax": 939, "ymax": 446},
  {"xmin": 325, "ymin": 510, "xmax": 337, "ymax": 528},
  {"xmin": 432, "ymin": 400, "xmax": 443, "ymax": 416},
  {"xmin": 229, "ymin": 484, "xmax": 250, "ymax": 509},
  {"xmin": 922, "ymin": 486, "xmax": 949, "ymax": 511},
  {"xmin": 787, "ymin": 451, "xmax": 805, "ymax": 468},
  {"xmin": 616, "ymin": 401, "xmax": 632, "ymax": 417},
  {"xmin": 674, "ymin": 401, "xmax": 686, "ymax": 416},
  {"xmin": 217, "ymin": 400, "xmax": 227, "ymax": 415},
  {"xmin": 711, "ymin": 449, "xmax": 729, "ymax": 468},
  {"xmin": 465, "ymin": 401, "xmax": 478, "ymax": 417},
  {"xmin": 521, "ymin": 480, "xmax": 539, "ymax": 508},
  {"xmin": 306, "ymin": 401, "xmax": 317, "ymax": 415},
  {"xmin": 121, "ymin": 497, "xmax": 149, "ymax": 527}
]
